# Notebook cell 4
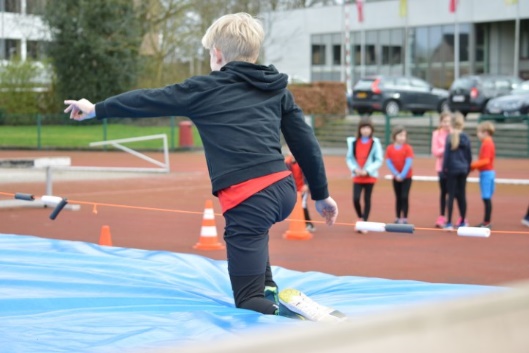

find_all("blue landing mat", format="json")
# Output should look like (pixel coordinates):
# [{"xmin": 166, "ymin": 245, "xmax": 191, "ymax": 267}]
[{"xmin": 0, "ymin": 233, "xmax": 497, "ymax": 353}]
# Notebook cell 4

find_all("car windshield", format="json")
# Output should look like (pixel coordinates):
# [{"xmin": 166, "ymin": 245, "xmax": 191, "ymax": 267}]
[
  {"xmin": 450, "ymin": 77, "xmax": 475, "ymax": 90},
  {"xmin": 354, "ymin": 79, "xmax": 376, "ymax": 90},
  {"xmin": 511, "ymin": 82, "xmax": 529, "ymax": 95}
]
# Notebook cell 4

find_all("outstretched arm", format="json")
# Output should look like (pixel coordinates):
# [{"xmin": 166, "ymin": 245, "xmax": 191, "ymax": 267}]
[
  {"xmin": 315, "ymin": 197, "xmax": 338, "ymax": 226},
  {"xmin": 64, "ymin": 99, "xmax": 96, "ymax": 121}
]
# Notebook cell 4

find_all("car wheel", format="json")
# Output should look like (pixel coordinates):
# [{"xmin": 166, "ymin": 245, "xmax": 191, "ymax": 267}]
[
  {"xmin": 384, "ymin": 100, "xmax": 400, "ymax": 116},
  {"xmin": 438, "ymin": 100, "xmax": 450, "ymax": 113}
]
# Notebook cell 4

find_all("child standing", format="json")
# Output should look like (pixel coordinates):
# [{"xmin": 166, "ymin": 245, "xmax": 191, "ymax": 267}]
[
  {"xmin": 346, "ymin": 118, "xmax": 383, "ymax": 233},
  {"xmin": 431, "ymin": 111, "xmax": 452, "ymax": 228},
  {"xmin": 385, "ymin": 125, "xmax": 414, "ymax": 224},
  {"xmin": 442, "ymin": 113, "xmax": 472, "ymax": 231},
  {"xmin": 64, "ymin": 13, "xmax": 339, "ymax": 321},
  {"xmin": 285, "ymin": 150, "xmax": 315, "ymax": 232},
  {"xmin": 470, "ymin": 121, "xmax": 496, "ymax": 228}
]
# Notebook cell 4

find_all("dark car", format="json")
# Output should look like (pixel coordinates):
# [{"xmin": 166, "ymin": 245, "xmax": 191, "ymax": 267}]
[
  {"xmin": 448, "ymin": 75, "xmax": 522, "ymax": 116},
  {"xmin": 484, "ymin": 80, "xmax": 529, "ymax": 121},
  {"xmin": 351, "ymin": 76, "xmax": 449, "ymax": 116}
]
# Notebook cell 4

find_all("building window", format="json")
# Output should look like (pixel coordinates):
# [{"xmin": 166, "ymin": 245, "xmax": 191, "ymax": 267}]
[
  {"xmin": 353, "ymin": 45, "xmax": 361, "ymax": 65},
  {"xmin": 521, "ymin": 19, "xmax": 529, "ymax": 59},
  {"xmin": 382, "ymin": 45, "xmax": 402, "ymax": 65},
  {"xmin": 311, "ymin": 44, "xmax": 326, "ymax": 65},
  {"xmin": 2, "ymin": 39, "xmax": 21, "ymax": 59},
  {"xmin": 332, "ymin": 44, "xmax": 341, "ymax": 65},
  {"xmin": 365, "ymin": 31, "xmax": 377, "ymax": 66},
  {"xmin": 365, "ymin": 45, "xmax": 376, "ymax": 65},
  {"xmin": 26, "ymin": 0, "xmax": 46, "ymax": 15},
  {"xmin": 27, "ymin": 40, "xmax": 47, "ymax": 60},
  {"xmin": 3, "ymin": 0, "xmax": 21, "ymax": 12}
]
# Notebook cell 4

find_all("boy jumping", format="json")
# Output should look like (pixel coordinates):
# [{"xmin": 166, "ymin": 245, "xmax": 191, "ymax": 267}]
[{"xmin": 64, "ymin": 13, "xmax": 340, "ymax": 321}]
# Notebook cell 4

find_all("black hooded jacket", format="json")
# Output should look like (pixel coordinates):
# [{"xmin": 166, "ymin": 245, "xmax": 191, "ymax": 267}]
[
  {"xmin": 442, "ymin": 132, "xmax": 472, "ymax": 175},
  {"xmin": 95, "ymin": 61, "xmax": 329, "ymax": 200}
]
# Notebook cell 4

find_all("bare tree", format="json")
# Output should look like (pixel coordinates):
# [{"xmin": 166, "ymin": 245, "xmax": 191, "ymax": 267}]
[{"xmin": 135, "ymin": 0, "xmax": 341, "ymax": 87}]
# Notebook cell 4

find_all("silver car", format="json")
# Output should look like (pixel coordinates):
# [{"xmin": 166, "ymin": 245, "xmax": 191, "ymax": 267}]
[{"xmin": 485, "ymin": 81, "xmax": 529, "ymax": 121}]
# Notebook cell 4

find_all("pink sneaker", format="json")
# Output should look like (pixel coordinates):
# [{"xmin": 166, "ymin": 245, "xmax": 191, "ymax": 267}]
[
  {"xmin": 435, "ymin": 215, "xmax": 445, "ymax": 228},
  {"xmin": 456, "ymin": 217, "xmax": 469, "ymax": 227}
]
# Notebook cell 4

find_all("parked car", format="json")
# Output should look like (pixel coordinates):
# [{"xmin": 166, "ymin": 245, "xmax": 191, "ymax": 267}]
[
  {"xmin": 484, "ymin": 80, "xmax": 529, "ymax": 121},
  {"xmin": 351, "ymin": 75, "xmax": 449, "ymax": 116},
  {"xmin": 448, "ymin": 74, "xmax": 522, "ymax": 116}
]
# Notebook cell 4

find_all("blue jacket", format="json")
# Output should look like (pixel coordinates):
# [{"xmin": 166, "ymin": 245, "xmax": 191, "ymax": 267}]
[
  {"xmin": 346, "ymin": 136, "xmax": 384, "ymax": 178},
  {"xmin": 94, "ymin": 61, "xmax": 329, "ymax": 200},
  {"xmin": 442, "ymin": 132, "xmax": 472, "ymax": 175}
]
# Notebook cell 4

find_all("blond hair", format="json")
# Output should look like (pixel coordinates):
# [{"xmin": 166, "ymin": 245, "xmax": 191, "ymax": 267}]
[
  {"xmin": 391, "ymin": 125, "xmax": 406, "ymax": 142},
  {"xmin": 477, "ymin": 121, "xmax": 495, "ymax": 136},
  {"xmin": 450, "ymin": 113, "xmax": 465, "ymax": 150},
  {"xmin": 201, "ymin": 13, "xmax": 264, "ymax": 63},
  {"xmin": 439, "ymin": 111, "xmax": 452, "ymax": 129}
]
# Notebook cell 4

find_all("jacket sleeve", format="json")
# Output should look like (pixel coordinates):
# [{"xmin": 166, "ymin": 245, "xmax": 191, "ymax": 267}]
[
  {"xmin": 471, "ymin": 140, "xmax": 493, "ymax": 170},
  {"xmin": 345, "ymin": 137, "xmax": 359, "ymax": 173},
  {"xmin": 281, "ymin": 90, "xmax": 329, "ymax": 200},
  {"xmin": 364, "ymin": 138, "xmax": 384, "ymax": 176},
  {"xmin": 95, "ymin": 81, "xmax": 192, "ymax": 119},
  {"xmin": 431, "ymin": 130, "xmax": 445, "ymax": 157}
]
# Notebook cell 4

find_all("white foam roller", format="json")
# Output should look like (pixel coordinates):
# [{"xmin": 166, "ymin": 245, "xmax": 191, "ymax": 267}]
[
  {"xmin": 41, "ymin": 195, "xmax": 63, "ymax": 206},
  {"xmin": 355, "ymin": 221, "xmax": 386, "ymax": 232},
  {"xmin": 457, "ymin": 226, "xmax": 491, "ymax": 238}
]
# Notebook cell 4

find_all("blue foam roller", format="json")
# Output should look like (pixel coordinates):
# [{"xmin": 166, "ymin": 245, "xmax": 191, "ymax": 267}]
[
  {"xmin": 384, "ymin": 223, "xmax": 414, "ymax": 234},
  {"xmin": 49, "ymin": 199, "xmax": 68, "ymax": 220},
  {"xmin": 14, "ymin": 193, "xmax": 35, "ymax": 201}
]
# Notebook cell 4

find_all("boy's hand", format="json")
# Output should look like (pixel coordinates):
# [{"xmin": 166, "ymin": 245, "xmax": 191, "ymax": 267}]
[
  {"xmin": 315, "ymin": 197, "xmax": 338, "ymax": 226},
  {"xmin": 64, "ymin": 99, "xmax": 96, "ymax": 121}
]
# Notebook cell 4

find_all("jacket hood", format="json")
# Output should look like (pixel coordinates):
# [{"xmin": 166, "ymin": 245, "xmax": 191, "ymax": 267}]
[{"xmin": 221, "ymin": 61, "xmax": 288, "ymax": 91}]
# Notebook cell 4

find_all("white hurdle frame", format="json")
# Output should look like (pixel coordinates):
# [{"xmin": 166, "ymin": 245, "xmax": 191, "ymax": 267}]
[{"xmin": 60, "ymin": 134, "xmax": 170, "ymax": 173}]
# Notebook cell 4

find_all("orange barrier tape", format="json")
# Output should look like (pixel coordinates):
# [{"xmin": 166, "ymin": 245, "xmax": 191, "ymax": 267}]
[{"xmin": 2, "ymin": 191, "xmax": 529, "ymax": 235}]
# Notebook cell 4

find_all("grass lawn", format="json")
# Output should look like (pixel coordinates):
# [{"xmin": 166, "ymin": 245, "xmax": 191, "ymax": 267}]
[{"xmin": 0, "ymin": 124, "xmax": 202, "ymax": 150}]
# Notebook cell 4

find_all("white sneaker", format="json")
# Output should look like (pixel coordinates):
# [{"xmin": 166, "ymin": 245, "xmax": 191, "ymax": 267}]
[{"xmin": 278, "ymin": 288, "xmax": 346, "ymax": 322}]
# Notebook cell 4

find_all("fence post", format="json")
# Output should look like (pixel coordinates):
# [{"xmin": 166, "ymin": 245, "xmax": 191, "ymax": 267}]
[
  {"xmin": 384, "ymin": 114, "xmax": 390, "ymax": 147},
  {"xmin": 170, "ymin": 116, "xmax": 176, "ymax": 151},
  {"xmin": 37, "ymin": 114, "xmax": 42, "ymax": 150},
  {"xmin": 102, "ymin": 119, "xmax": 108, "ymax": 151},
  {"xmin": 525, "ymin": 114, "xmax": 529, "ymax": 157}
]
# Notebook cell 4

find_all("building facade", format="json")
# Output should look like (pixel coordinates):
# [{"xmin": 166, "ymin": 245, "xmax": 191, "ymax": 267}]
[
  {"xmin": 263, "ymin": 0, "xmax": 529, "ymax": 90},
  {"xmin": 0, "ymin": 0, "xmax": 48, "ymax": 62}
]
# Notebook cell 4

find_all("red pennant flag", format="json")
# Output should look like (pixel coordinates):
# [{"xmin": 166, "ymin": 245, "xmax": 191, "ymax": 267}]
[
  {"xmin": 449, "ymin": 0, "xmax": 457, "ymax": 13},
  {"xmin": 356, "ymin": 0, "xmax": 364, "ymax": 23}
]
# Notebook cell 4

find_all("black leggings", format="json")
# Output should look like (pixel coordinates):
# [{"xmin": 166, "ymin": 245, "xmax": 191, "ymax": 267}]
[
  {"xmin": 224, "ymin": 176, "xmax": 297, "ymax": 315},
  {"xmin": 438, "ymin": 172, "xmax": 448, "ymax": 216},
  {"xmin": 446, "ymin": 173, "xmax": 467, "ymax": 224},
  {"xmin": 392, "ymin": 178, "xmax": 412, "ymax": 218},
  {"xmin": 353, "ymin": 183, "xmax": 374, "ymax": 221}
]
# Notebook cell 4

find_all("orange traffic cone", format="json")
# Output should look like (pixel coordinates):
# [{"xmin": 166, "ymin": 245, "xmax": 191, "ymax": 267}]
[
  {"xmin": 283, "ymin": 193, "xmax": 312, "ymax": 240},
  {"xmin": 193, "ymin": 200, "xmax": 225, "ymax": 250},
  {"xmin": 99, "ymin": 225, "xmax": 113, "ymax": 246}
]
